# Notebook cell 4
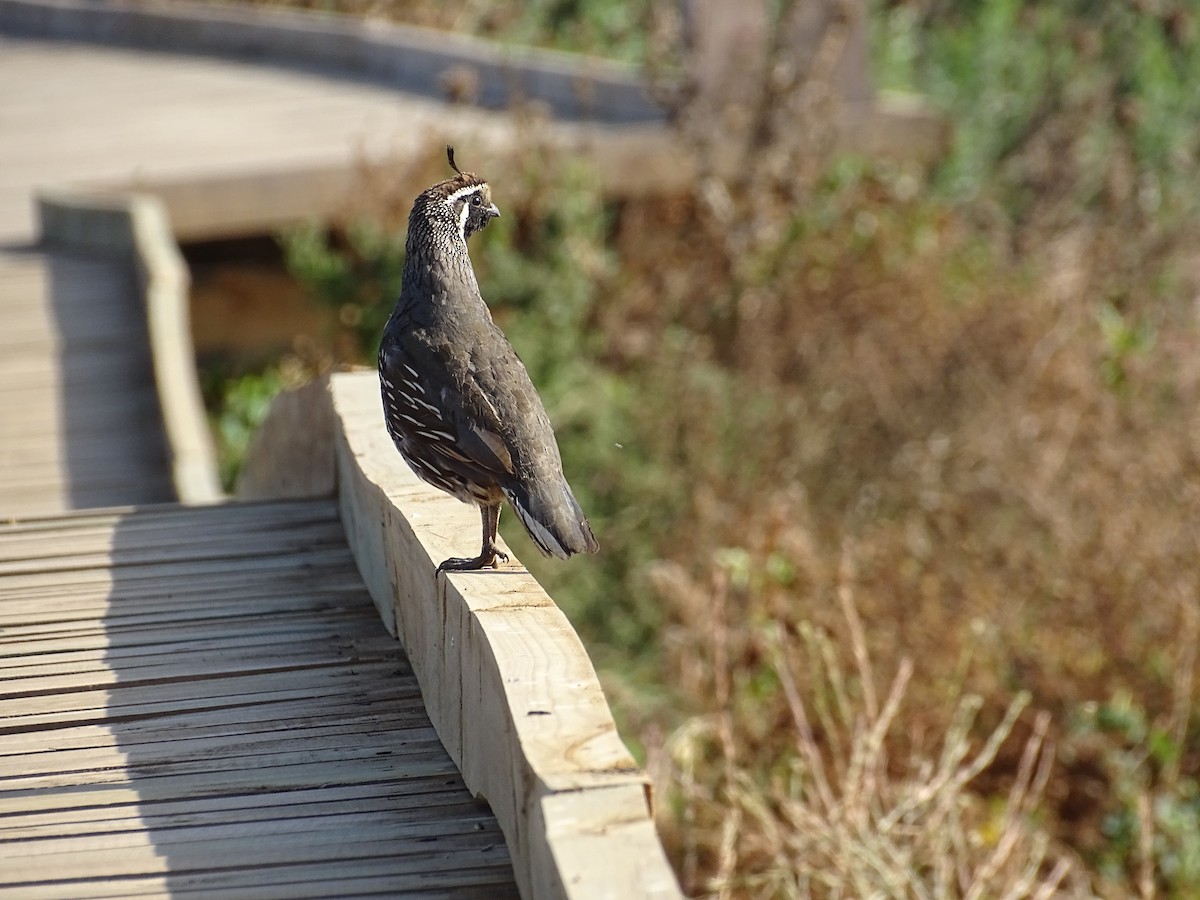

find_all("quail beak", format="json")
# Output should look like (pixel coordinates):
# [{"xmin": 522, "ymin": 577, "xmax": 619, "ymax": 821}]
[{"xmin": 487, "ymin": 203, "xmax": 501, "ymax": 220}]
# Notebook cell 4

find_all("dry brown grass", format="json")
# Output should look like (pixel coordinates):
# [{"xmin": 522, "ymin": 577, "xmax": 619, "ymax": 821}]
[
  {"xmin": 647, "ymin": 557, "xmax": 1096, "ymax": 898},
  {"xmin": 604, "ymin": 167, "xmax": 1200, "ymax": 895}
]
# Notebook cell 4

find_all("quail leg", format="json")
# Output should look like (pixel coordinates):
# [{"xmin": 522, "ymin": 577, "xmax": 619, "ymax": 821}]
[{"xmin": 437, "ymin": 502, "xmax": 509, "ymax": 572}]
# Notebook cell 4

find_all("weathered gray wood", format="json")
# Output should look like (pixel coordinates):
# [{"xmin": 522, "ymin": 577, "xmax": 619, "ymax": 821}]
[
  {"xmin": 0, "ymin": 249, "xmax": 177, "ymax": 517},
  {"xmin": 0, "ymin": 781, "xmax": 468, "ymax": 830},
  {"xmin": 1, "ymin": 828, "xmax": 508, "ymax": 881},
  {"xmin": 9, "ymin": 859, "xmax": 516, "ymax": 900},
  {"xmin": 0, "ymin": 499, "xmax": 519, "ymax": 898},
  {"xmin": 132, "ymin": 195, "xmax": 223, "ymax": 504}
]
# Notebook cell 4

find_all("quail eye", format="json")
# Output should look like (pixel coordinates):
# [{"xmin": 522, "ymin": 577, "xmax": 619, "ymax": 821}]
[{"xmin": 472, "ymin": 195, "xmax": 482, "ymax": 206}]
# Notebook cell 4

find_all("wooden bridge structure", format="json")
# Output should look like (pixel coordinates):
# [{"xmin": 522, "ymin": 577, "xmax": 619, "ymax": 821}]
[{"xmin": 0, "ymin": 1, "xmax": 685, "ymax": 895}]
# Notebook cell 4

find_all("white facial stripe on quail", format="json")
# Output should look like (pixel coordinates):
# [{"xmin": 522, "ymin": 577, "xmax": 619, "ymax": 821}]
[
  {"xmin": 445, "ymin": 184, "xmax": 482, "ymax": 204},
  {"xmin": 457, "ymin": 201, "xmax": 471, "ymax": 240}
]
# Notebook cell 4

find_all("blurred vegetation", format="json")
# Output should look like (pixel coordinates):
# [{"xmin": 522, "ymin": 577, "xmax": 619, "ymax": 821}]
[
  {"xmin": 203, "ymin": 0, "xmax": 1200, "ymax": 895},
  {"xmin": 236, "ymin": 0, "xmax": 652, "ymax": 61},
  {"xmin": 200, "ymin": 363, "xmax": 285, "ymax": 489}
]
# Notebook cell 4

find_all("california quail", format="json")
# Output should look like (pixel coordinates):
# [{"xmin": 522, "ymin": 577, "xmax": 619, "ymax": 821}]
[{"xmin": 378, "ymin": 147, "xmax": 599, "ymax": 572}]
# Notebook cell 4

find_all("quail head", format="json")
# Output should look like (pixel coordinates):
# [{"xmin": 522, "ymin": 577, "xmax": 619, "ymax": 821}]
[{"xmin": 377, "ymin": 147, "xmax": 599, "ymax": 572}]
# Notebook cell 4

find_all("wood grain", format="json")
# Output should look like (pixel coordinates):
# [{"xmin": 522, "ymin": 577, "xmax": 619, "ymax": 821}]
[{"xmin": 0, "ymin": 499, "xmax": 519, "ymax": 899}]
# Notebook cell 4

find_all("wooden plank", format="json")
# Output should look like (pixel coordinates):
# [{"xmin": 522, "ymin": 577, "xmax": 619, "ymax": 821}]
[
  {"xmin": 0, "ymin": 602, "xmax": 389, "ymax": 640},
  {"xmin": 2, "ymin": 749, "xmax": 464, "ymax": 802},
  {"xmin": 4, "ymin": 804, "xmax": 502, "ymax": 855},
  {"xmin": 129, "ymin": 192, "xmax": 223, "ymax": 503},
  {"xmin": 0, "ymin": 439, "xmax": 168, "ymax": 470},
  {"xmin": 0, "ymin": 353, "xmax": 155, "ymax": 389},
  {"xmin": 319, "ymin": 371, "xmax": 682, "ymax": 899},
  {"xmin": 0, "ymin": 567, "xmax": 363, "ymax": 609},
  {"xmin": 0, "ymin": 524, "xmax": 347, "ymax": 569},
  {"xmin": 0, "ymin": 498, "xmax": 337, "ymax": 538},
  {"xmin": 0, "ymin": 608, "xmax": 372, "ymax": 654},
  {"xmin": 0, "ymin": 470, "xmax": 171, "ymax": 505},
  {"xmin": 0, "ymin": 706, "xmax": 436, "ymax": 758},
  {"xmin": 0, "ymin": 642, "xmax": 405, "ymax": 696},
  {"xmin": 0, "ymin": 540, "xmax": 352, "ymax": 580},
  {"xmin": 0, "ymin": 719, "xmax": 445, "ymax": 778},
  {"xmin": 0, "ymin": 600, "xmax": 371, "ymax": 644},
  {"xmin": 0, "ymin": 505, "xmax": 345, "ymax": 549},
  {"xmin": 0, "ymin": 828, "xmax": 508, "ymax": 881},
  {"xmin": 0, "ymin": 764, "xmax": 470, "ymax": 817},
  {"xmin": 0, "ymin": 658, "xmax": 410, "ymax": 725},
  {"xmin": 10, "ymin": 870, "xmax": 517, "ymax": 900},
  {"xmin": 0, "ymin": 781, "xmax": 471, "ymax": 833},
  {"xmin": 6, "ymin": 857, "xmax": 518, "ymax": 900},
  {"xmin": 0, "ymin": 521, "xmax": 348, "ymax": 570},
  {"xmin": 0, "ymin": 576, "xmax": 365, "ymax": 617},
  {"xmin": 0, "ymin": 721, "xmax": 440, "ymax": 783},
  {"xmin": 26, "ymin": 540, "xmax": 357, "ymax": 597}
]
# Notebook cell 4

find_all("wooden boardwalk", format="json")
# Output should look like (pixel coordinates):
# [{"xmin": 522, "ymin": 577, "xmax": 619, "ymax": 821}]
[{"xmin": 0, "ymin": 498, "xmax": 518, "ymax": 898}]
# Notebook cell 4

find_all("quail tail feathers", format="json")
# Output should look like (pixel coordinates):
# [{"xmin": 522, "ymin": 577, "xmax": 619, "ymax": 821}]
[{"xmin": 504, "ymin": 479, "xmax": 598, "ymax": 560}]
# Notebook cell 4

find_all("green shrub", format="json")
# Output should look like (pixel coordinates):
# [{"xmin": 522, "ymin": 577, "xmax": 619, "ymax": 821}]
[
  {"xmin": 200, "ymin": 364, "xmax": 285, "ymax": 490},
  {"xmin": 1070, "ymin": 693, "xmax": 1200, "ymax": 896},
  {"xmin": 281, "ymin": 220, "xmax": 405, "ymax": 360}
]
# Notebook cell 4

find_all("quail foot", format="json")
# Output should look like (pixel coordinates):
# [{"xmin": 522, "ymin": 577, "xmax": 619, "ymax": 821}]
[{"xmin": 377, "ymin": 148, "xmax": 599, "ymax": 572}]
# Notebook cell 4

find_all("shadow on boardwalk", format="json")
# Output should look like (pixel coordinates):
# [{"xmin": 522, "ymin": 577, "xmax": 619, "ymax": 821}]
[
  {"xmin": 93, "ymin": 499, "xmax": 519, "ymax": 897},
  {"xmin": 45, "ymin": 249, "xmax": 174, "ymax": 509}
]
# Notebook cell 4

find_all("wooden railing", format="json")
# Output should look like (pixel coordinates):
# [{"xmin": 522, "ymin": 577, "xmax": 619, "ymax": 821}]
[
  {"xmin": 38, "ymin": 188, "xmax": 223, "ymax": 505},
  {"xmin": 240, "ymin": 374, "xmax": 683, "ymax": 899}
]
